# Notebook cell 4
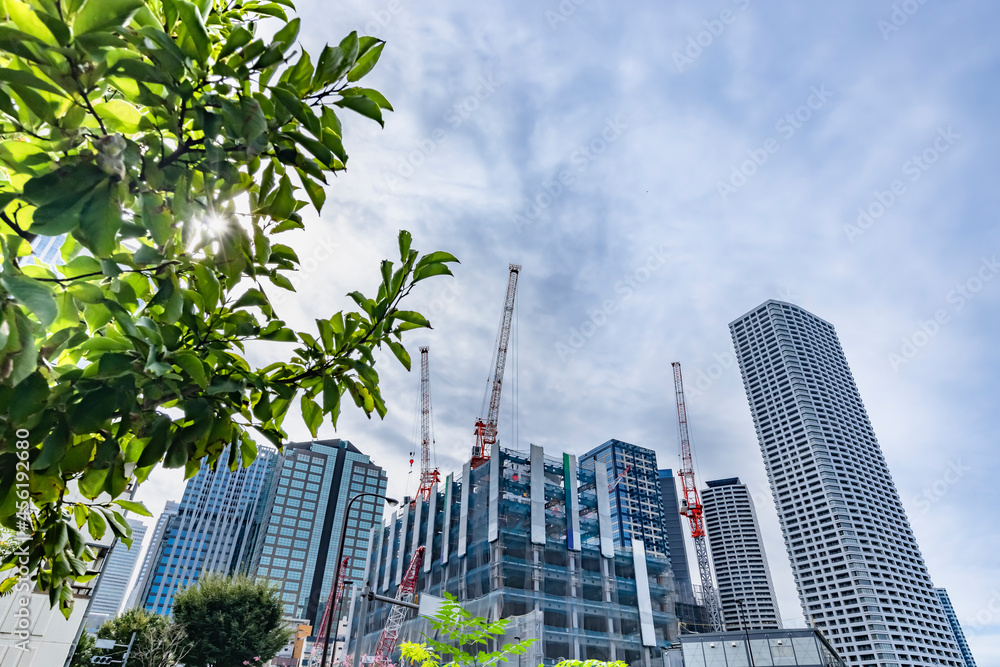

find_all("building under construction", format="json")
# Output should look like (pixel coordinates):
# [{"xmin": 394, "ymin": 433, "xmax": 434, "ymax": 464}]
[{"xmin": 346, "ymin": 443, "xmax": 681, "ymax": 667}]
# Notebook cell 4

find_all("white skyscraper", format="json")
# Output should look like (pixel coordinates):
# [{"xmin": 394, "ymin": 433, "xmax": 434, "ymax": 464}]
[
  {"xmin": 729, "ymin": 300, "xmax": 963, "ymax": 667},
  {"xmin": 88, "ymin": 519, "xmax": 148, "ymax": 618},
  {"xmin": 701, "ymin": 476, "xmax": 782, "ymax": 631}
]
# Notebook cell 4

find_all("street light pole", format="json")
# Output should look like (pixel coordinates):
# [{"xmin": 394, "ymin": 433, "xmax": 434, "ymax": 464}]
[
  {"xmin": 735, "ymin": 599, "xmax": 756, "ymax": 667},
  {"xmin": 321, "ymin": 492, "xmax": 398, "ymax": 667}
]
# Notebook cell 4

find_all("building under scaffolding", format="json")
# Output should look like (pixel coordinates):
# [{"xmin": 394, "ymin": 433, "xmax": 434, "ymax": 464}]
[{"xmin": 347, "ymin": 444, "xmax": 681, "ymax": 667}]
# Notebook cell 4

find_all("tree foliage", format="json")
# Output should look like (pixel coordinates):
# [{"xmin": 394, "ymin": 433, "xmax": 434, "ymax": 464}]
[
  {"xmin": 171, "ymin": 573, "xmax": 291, "ymax": 667},
  {"xmin": 0, "ymin": 0, "xmax": 457, "ymax": 616},
  {"xmin": 399, "ymin": 594, "xmax": 536, "ymax": 667},
  {"xmin": 92, "ymin": 607, "xmax": 170, "ymax": 667}
]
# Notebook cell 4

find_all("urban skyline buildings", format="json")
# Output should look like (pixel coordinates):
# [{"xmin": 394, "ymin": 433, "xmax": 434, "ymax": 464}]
[
  {"xmin": 126, "ymin": 500, "xmax": 178, "ymax": 610},
  {"xmin": 657, "ymin": 469, "xmax": 694, "ymax": 602},
  {"xmin": 700, "ymin": 476, "xmax": 782, "ymax": 631},
  {"xmin": 88, "ymin": 519, "xmax": 148, "ymax": 619},
  {"xmin": 244, "ymin": 439, "xmax": 388, "ymax": 626},
  {"xmin": 138, "ymin": 449, "xmax": 276, "ymax": 615},
  {"xmin": 730, "ymin": 300, "xmax": 963, "ymax": 667}
]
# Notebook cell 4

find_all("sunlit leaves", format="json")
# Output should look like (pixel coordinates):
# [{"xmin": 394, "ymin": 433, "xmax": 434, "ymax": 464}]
[{"xmin": 0, "ymin": 0, "xmax": 457, "ymax": 616}]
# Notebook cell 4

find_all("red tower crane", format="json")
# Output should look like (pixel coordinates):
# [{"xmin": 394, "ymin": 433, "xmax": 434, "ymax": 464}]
[
  {"xmin": 414, "ymin": 347, "xmax": 440, "ymax": 502},
  {"xmin": 471, "ymin": 264, "xmax": 521, "ymax": 468},
  {"xmin": 372, "ymin": 546, "xmax": 425, "ymax": 667},
  {"xmin": 308, "ymin": 555, "xmax": 350, "ymax": 667},
  {"xmin": 672, "ymin": 361, "xmax": 723, "ymax": 632}
]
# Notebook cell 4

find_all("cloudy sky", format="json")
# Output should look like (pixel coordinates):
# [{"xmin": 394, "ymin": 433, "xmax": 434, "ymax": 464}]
[{"xmin": 134, "ymin": 0, "xmax": 999, "ymax": 661}]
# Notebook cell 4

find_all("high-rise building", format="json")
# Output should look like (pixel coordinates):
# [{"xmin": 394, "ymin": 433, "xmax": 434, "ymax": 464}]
[
  {"xmin": 658, "ymin": 469, "xmax": 693, "ymax": 599},
  {"xmin": 700, "ymin": 477, "xmax": 781, "ymax": 631},
  {"xmin": 139, "ymin": 450, "xmax": 276, "ymax": 614},
  {"xmin": 934, "ymin": 588, "xmax": 976, "ymax": 667},
  {"xmin": 729, "ymin": 300, "xmax": 963, "ymax": 667},
  {"xmin": 125, "ymin": 500, "xmax": 179, "ymax": 610},
  {"xmin": 89, "ymin": 519, "xmax": 148, "ymax": 618},
  {"xmin": 580, "ymin": 439, "xmax": 669, "ymax": 557},
  {"xmin": 244, "ymin": 439, "xmax": 387, "ymax": 627},
  {"xmin": 349, "ymin": 444, "xmax": 679, "ymax": 666}
]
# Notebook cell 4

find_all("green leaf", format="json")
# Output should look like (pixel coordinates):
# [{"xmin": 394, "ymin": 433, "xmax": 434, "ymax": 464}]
[
  {"xmin": 413, "ymin": 262, "xmax": 455, "ymax": 282},
  {"xmin": 174, "ymin": 351, "xmax": 208, "ymax": 388},
  {"xmin": 233, "ymin": 288, "xmax": 269, "ymax": 310},
  {"xmin": 0, "ymin": 67, "xmax": 62, "ymax": 95},
  {"xmin": 392, "ymin": 310, "xmax": 430, "ymax": 327},
  {"xmin": 113, "ymin": 499, "xmax": 152, "ymax": 516},
  {"xmin": 92, "ymin": 100, "xmax": 142, "ymax": 133},
  {"xmin": 1, "ymin": 272, "xmax": 57, "ymax": 327},
  {"xmin": 74, "ymin": 0, "xmax": 144, "ymax": 34},
  {"xmin": 219, "ymin": 25, "xmax": 253, "ymax": 59},
  {"xmin": 387, "ymin": 340, "xmax": 411, "ymax": 371},
  {"xmin": 174, "ymin": 0, "xmax": 211, "ymax": 64},
  {"xmin": 346, "ymin": 42, "xmax": 384, "ymax": 82},
  {"xmin": 300, "ymin": 393, "xmax": 322, "ymax": 437},
  {"xmin": 75, "ymin": 180, "xmax": 120, "ymax": 257},
  {"xmin": 335, "ymin": 95, "xmax": 383, "ymax": 127}
]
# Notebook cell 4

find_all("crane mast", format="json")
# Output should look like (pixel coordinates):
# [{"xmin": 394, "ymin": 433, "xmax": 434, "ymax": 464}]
[
  {"xmin": 372, "ymin": 546, "xmax": 425, "ymax": 667},
  {"xmin": 308, "ymin": 555, "xmax": 349, "ymax": 667},
  {"xmin": 415, "ymin": 347, "xmax": 439, "ymax": 502},
  {"xmin": 471, "ymin": 264, "xmax": 521, "ymax": 468},
  {"xmin": 672, "ymin": 361, "xmax": 723, "ymax": 632}
]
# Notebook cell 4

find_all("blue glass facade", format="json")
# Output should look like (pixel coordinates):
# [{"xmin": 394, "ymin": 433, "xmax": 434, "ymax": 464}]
[
  {"xmin": 581, "ymin": 440, "xmax": 669, "ymax": 557},
  {"xmin": 245, "ymin": 439, "xmax": 387, "ymax": 627},
  {"xmin": 139, "ymin": 448, "xmax": 276, "ymax": 615}
]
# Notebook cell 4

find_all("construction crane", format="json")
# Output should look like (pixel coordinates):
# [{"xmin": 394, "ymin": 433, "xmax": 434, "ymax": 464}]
[
  {"xmin": 608, "ymin": 464, "xmax": 632, "ymax": 493},
  {"xmin": 414, "ymin": 347, "xmax": 440, "ymax": 502},
  {"xmin": 672, "ymin": 361, "xmax": 724, "ymax": 632},
  {"xmin": 372, "ymin": 546, "xmax": 425, "ymax": 667},
  {"xmin": 471, "ymin": 264, "xmax": 521, "ymax": 468},
  {"xmin": 309, "ymin": 555, "xmax": 350, "ymax": 667}
]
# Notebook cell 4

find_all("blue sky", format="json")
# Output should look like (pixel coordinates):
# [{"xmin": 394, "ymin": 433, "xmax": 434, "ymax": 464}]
[{"xmin": 135, "ymin": 0, "xmax": 999, "ymax": 660}]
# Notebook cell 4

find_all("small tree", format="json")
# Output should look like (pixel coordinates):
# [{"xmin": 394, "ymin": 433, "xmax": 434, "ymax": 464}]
[
  {"xmin": 94, "ymin": 607, "xmax": 170, "ymax": 667},
  {"xmin": 399, "ymin": 594, "xmax": 535, "ymax": 667},
  {"xmin": 68, "ymin": 630, "xmax": 96, "ymax": 667},
  {"xmin": 172, "ymin": 572, "xmax": 291, "ymax": 667},
  {"xmin": 133, "ymin": 621, "xmax": 190, "ymax": 667}
]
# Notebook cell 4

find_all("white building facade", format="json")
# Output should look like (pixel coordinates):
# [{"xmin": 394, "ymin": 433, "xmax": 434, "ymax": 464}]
[
  {"xmin": 729, "ymin": 301, "xmax": 962, "ymax": 667},
  {"xmin": 701, "ymin": 476, "xmax": 782, "ymax": 631},
  {"xmin": 88, "ymin": 519, "xmax": 148, "ymax": 619}
]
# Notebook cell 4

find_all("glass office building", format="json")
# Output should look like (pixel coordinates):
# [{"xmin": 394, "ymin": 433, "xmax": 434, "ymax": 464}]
[
  {"xmin": 244, "ymin": 439, "xmax": 388, "ymax": 627},
  {"xmin": 89, "ymin": 519, "xmax": 148, "ymax": 618},
  {"xmin": 348, "ymin": 444, "xmax": 680, "ymax": 667},
  {"xmin": 139, "ymin": 449, "xmax": 276, "ymax": 614},
  {"xmin": 580, "ymin": 439, "xmax": 670, "ymax": 557}
]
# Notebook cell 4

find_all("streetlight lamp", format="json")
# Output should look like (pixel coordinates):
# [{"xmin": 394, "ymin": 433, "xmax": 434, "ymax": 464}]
[
  {"xmin": 735, "ymin": 599, "xmax": 756, "ymax": 667},
  {"xmin": 321, "ymin": 492, "xmax": 398, "ymax": 667}
]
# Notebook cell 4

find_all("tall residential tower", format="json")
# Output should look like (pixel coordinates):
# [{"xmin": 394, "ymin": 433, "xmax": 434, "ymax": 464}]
[
  {"xmin": 730, "ymin": 301, "xmax": 962, "ymax": 667},
  {"xmin": 700, "ymin": 477, "xmax": 781, "ymax": 631}
]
